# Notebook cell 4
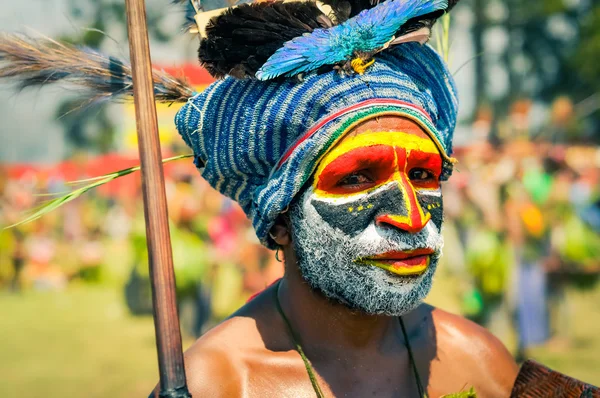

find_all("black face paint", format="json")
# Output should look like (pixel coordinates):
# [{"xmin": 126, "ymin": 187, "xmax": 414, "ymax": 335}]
[
  {"xmin": 416, "ymin": 191, "xmax": 444, "ymax": 231},
  {"xmin": 311, "ymin": 183, "xmax": 443, "ymax": 236}
]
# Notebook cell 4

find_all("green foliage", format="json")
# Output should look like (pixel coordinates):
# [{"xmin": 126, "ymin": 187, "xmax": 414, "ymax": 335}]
[
  {"xmin": 434, "ymin": 13, "xmax": 452, "ymax": 65},
  {"xmin": 469, "ymin": 0, "xmax": 600, "ymax": 138},
  {"xmin": 441, "ymin": 387, "xmax": 477, "ymax": 398},
  {"xmin": 572, "ymin": 6, "xmax": 600, "ymax": 92}
]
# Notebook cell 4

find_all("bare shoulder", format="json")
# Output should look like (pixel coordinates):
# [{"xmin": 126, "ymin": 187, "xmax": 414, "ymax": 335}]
[
  {"xmin": 183, "ymin": 286, "xmax": 284, "ymax": 397},
  {"xmin": 182, "ymin": 317, "xmax": 253, "ymax": 397},
  {"xmin": 429, "ymin": 305, "xmax": 519, "ymax": 396},
  {"xmin": 148, "ymin": 317, "xmax": 251, "ymax": 398}
]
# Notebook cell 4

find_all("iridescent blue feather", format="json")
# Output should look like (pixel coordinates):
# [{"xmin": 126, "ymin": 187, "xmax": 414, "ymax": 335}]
[{"xmin": 256, "ymin": 0, "xmax": 448, "ymax": 80}]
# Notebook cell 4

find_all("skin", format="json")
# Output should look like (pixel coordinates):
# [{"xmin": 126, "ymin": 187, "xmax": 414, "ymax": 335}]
[{"xmin": 151, "ymin": 116, "xmax": 519, "ymax": 398}]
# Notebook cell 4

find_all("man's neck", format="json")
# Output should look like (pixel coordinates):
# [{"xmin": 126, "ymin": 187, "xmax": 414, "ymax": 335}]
[{"xmin": 277, "ymin": 267, "xmax": 401, "ymax": 354}]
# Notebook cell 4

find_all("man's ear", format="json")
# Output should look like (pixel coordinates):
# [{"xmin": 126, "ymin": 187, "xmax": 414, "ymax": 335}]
[{"xmin": 269, "ymin": 214, "xmax": 291, "ymax": 246}]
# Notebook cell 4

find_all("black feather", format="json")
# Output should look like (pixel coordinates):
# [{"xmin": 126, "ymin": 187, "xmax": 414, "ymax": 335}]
[
  {"xmin": 319, "ymin": 0, "xmax": 380, "ymax": 23},
  {"xmin": 199, "ymin": 1, "xmax": 330, "ymax": 79}
]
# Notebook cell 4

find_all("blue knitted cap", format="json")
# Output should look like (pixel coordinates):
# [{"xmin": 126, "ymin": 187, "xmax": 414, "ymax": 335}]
[{"xmin": 175, "ymin": 43, "xmax": 458, "ymax": 248}]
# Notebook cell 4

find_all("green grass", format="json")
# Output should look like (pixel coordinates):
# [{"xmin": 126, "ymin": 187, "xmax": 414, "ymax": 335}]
[
  {"xmin": 0, "ymin": 285, "xmax": 176, "ymax": 398},
  {"xmin": 527, "ymin": 287, "xmax": 600, "ymax": 385},
  {"xmin": 1, "ymin": 280, "xmax": 599, "ymax": 397}
]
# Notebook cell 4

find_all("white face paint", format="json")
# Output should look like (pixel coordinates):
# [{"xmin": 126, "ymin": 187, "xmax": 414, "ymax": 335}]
[{"xmin": 289, "ymin": 185, "xmax": 444, "ymax": 316}]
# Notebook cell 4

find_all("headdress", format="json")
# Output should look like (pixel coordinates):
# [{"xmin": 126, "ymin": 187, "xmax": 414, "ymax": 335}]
[
  {"xmin": 177, "ymin": 0, "xmax": 460, "ymax": 247},
  {"xmin": 177, "ymin": 43, "xmax": 458, "ymax": 248}
]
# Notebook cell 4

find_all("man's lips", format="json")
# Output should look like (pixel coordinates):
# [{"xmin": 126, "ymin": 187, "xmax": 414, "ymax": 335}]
[
  {"xmin": 369, "ymin": 248, "xmax": 435, "ymax": 261},
  {"xmin": 357, "ymin": 248, "xmax": 434, "ymax": 276}
]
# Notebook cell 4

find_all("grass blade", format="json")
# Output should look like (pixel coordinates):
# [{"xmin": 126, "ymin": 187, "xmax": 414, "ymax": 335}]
[{"xmin": 4, "ymin": 154, "xmax": 193, "ymax": 229}]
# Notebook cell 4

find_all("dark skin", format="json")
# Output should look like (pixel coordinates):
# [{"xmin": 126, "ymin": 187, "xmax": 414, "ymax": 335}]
[{"xmin": 152, "ymin": 117, "xmax": 519, "ymax": 397}]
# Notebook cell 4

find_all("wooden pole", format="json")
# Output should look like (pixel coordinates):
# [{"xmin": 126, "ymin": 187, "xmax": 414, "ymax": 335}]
[{"xmin": 124, "ymin": 1, "xmax": 191, "ymax": 397}]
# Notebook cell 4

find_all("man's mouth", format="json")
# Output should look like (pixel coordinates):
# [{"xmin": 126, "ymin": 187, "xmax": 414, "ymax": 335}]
[{"xmin": 356, "ymin": 248, "xmax": 434, "ymax": 276}]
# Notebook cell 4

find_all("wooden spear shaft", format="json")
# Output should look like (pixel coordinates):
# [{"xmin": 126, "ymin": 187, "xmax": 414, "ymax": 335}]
[{"xmin": 124, "ymin": 1, "xmax": 191, "ymax": 397}]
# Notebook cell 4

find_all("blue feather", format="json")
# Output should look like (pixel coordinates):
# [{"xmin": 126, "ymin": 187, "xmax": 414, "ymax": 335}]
[{"xmin": 256, "ymin": 0, "xmax": 448, "ymax": 80}]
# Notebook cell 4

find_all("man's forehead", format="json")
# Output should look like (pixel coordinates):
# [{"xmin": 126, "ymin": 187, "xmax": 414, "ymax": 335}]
[
  {"xmin": 320, "ymin": 115, "xmax": 441, "ymax": 164},
  {"xmin": 347, "ymin": 115, "xmax": 431, "ymax": 139}
]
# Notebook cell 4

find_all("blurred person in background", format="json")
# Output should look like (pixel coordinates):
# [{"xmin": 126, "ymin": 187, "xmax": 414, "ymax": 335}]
[
  {"xmin": 9, "ymin": 229, "xmax": 26, "ymax": 292},
  {"xmin": 507, "ymin": 152, "xmax": 552, "ymax": 359}
]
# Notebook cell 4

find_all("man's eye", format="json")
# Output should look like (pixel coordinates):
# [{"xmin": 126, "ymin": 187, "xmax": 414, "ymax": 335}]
[
  {"xmin": 337, "ymin": 172, "xmax": 373, "ymax": 187},
  {"xmin": 409, "ymin": 168, "xmax": 434, "ymax": 182}
]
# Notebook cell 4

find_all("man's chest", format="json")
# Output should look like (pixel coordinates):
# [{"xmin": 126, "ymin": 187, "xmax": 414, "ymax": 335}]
[{"xmin": 241, "ymin": 350, "xmax": 426, "ymax": 398}]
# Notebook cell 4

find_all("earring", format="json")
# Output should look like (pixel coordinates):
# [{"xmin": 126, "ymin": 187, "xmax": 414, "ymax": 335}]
[{"xmin": 275, "ymin": 247, "xmax": 283, "ymax": 263}]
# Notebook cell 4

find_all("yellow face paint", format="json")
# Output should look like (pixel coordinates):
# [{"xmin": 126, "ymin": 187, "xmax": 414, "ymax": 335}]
[
  {"xmin": 305, "ymin": 125, "xmax": 443, "ymax": 278},
  {"xmin": 313, "ymin": 131, "xmax": 441, "ymax": 196},
  {"xmin": 357, "ymin": 257, "xmax": 430, "ymax": 276}
]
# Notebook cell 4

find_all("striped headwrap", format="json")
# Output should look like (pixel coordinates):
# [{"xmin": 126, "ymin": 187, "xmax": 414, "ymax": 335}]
[{"xmin": 175, "ymin": 43, "xmax": 458, "ymax": 248}]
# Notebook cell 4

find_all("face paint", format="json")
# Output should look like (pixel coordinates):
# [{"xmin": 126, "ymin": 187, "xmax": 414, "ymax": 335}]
[
  {"xmin": 288, "ymin": 121, "xmax": 445, "ymax": 316},
  {"xmin": 312, "ymin": 130, "xmax": 444, "ymax": 276}
]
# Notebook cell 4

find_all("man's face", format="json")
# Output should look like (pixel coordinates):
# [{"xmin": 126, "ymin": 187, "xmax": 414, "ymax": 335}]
[{"xmin": 289, "ymin": 116, "xmax": 444, "ymax": 316}]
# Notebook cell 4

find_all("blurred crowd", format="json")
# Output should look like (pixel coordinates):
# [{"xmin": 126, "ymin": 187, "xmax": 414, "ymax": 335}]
[
  {"xmin": 1, "ymin": 101, "xmax": 599, "ymax": 351},
  {"xmin": 0, "ymin": 159, "xmax": 283, "ymax": 336},
  {"xmin": 441, "ymin": 139, "xmax": 600, "ymax": 355},
  {"xmin": 440, "ymin": 99, "xmax": 600, "ymax": 356}
]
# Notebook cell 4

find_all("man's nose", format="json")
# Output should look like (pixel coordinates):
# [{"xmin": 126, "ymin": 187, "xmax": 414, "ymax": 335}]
[
  {"xmin": 376, "ymin": 212, "xmax": 431, "ymax": 234},
  {"xmin": 375, "ymin": 174, "xmax": 431, "ymax": 234}
]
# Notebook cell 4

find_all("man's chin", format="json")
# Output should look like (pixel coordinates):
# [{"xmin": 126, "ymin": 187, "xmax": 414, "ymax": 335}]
[{"xmin": 299, "ymin": 258, "xmax": 438, "ymax": 317}]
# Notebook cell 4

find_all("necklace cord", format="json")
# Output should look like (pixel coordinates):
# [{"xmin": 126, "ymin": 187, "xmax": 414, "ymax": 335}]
[
  {"xmin": 275, "ymin": 281, "xmax": 326, "ymax": 398},
  {"xmin": 274, "ymin": 281, "xmax": 426, "ymax": 398},
  {"xmin": 399, "ymin": 316, "xmax": 428, "ymax": 398}
]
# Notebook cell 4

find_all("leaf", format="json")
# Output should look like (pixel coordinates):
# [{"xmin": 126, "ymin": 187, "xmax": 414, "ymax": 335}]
[
  {"xmin": 440, "ymin": 386, "xmax": 477, "ymax": 398},
  {"xmin": 433, "ymin": 12, "xmax": 451, "ymax": 65},
  {"xmin": 3, "ymin": 154, "xmax": 193, "ymax": 230}
]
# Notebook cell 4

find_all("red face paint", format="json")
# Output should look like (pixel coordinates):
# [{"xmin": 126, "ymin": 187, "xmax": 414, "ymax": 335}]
[
  {"xmin": 316, "ymin": 145, "xmax": 396, "ymax": 194},
  {"xmin": 312, "ymin": 130, "xmax": 443, "ymax": 235}
]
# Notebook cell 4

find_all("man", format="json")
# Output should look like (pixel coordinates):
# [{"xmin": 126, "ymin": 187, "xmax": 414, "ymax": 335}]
[
  {"xmin": 177, "ymin": 116, "xmax": 520, "ymax": 397},
  {"xmin": 0, "ymin": 0, "xmax": 594, "ymax": 396},
  {"xmin": 164, "ymin": 1, "xmax": 521, "ymax": 389}
]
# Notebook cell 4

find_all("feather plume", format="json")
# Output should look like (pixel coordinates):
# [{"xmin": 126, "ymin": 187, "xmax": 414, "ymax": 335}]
[
  {"xmin": 397, "ymin": 0, "xmax": 459, "ymax": 35},
  {"xmin": 321, "ymin": 0, "xmax": 459, "ymax": 25},
  {"xmin": 197, "ymin": 0, "xmax": 460, "ymax": 80},
  {"xmin": 0, "ymin": 33, "xmax": 195, "ymax": 104},
  {"xmin": 172, "ymin": 0, "xmax": 204, "ymax": 33},
  {"xmin": 256, "ymin": 0, "xmax": 448, "ymax": 80},
  {"xmin": 319, "ymin": 0, "xmax": 379, "ymax": 23}
]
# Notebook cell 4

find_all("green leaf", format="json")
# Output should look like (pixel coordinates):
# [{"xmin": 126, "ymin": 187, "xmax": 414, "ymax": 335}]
[
  {"xmin": 441, "ymin": 387, "xmax": 477, "ymax": 398},
  {"xmin": 4, "ymin": 154, "xmax": 193, "ymax": 230}
]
